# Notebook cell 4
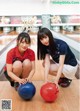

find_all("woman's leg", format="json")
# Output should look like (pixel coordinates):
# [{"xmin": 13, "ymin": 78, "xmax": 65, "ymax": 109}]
[
  {"xmin": 12, "ymin": 60, "xmax": 22, "ymax": 77},
  {"xmin": 43, "ymin": 60, "xmax": 58, "ymax": 75},
  {"xmin": 42, "ymin": 60, "xmax": 64, "ymax": 77},
  {"xmin": 43, "ymin": 59, "xmax": 72, "ymax": 87},
  {"xmin": 21, "ymin": 59, "xmax": 32, "ymax": 78},
  {"xmin": 49, "ymin": 63, "xmax": 59, "ymax": 76},
  {"xmin": 5, "ymin": 60, "xmax": 23, "ymax": 88}
]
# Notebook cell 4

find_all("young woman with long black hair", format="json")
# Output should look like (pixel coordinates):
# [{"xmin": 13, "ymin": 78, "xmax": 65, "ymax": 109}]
[{"xmin": 37, "ymin": 27, "xmax": 78, "ymax": 87}]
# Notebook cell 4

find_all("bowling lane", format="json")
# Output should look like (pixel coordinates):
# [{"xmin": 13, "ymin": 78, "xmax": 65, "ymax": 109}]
[
  {"xmin": 0, "ymin": 35, "xmax": 16, "ymax": 51},
  {"xmin": 0, "ymin": 80, "xmax": 79, "ymax": 111}
]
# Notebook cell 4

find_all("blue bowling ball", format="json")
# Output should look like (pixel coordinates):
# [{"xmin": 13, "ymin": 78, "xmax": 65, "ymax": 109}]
[{"xmin": 18, "ymin": 82, "xmax": 36, "ymax": 100}]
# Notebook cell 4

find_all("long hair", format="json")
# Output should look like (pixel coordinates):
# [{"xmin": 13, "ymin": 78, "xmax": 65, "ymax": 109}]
[{"xmin": 37, "ymin": 27, "xmax": 57, "ymax": 60}]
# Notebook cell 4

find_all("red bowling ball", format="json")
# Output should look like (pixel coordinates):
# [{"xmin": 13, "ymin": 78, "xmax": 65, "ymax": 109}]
[{"xmin": 40, "ymin": 82, "xmax": 59, "ymax": 102}]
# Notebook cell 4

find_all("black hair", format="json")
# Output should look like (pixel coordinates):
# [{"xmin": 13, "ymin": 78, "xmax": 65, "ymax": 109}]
[
  {"xmin": 37, "ymin": 27, "xmax": 57, "ymax": 60},
  {"xmin": 17, "ymin": 32, "xmax": 31, "ymax": 44}
]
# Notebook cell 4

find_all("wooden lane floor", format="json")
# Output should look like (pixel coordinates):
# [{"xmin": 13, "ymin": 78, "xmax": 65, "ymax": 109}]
[{"xmin": 0, "ymin": 80, "xmax": 79, "ymax": 111}]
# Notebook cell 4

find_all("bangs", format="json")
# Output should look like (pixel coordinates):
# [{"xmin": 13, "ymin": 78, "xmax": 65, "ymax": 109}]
[
  {"xmin": 39, "ymin": 33, "xmax": 47, "ymax": 40},
  {"xmin": 19, "ymin": 37, "xmax": 31, "ymax": 44}
]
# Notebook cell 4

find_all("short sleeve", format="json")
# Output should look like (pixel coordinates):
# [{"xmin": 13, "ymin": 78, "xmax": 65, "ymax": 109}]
[
  {"xmin": 28, "ymin": 50, "xmax": 35, "ymax": 61},
  {"xmin": 6, "ymin": 50, "xmax": 14, "ymax": 64},
  {"xmin": 59, "ymin": 43, "xmax": 68, "ymax": 55}
]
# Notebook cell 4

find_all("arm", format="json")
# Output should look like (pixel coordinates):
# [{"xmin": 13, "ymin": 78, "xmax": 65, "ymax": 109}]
[
  {"xmin": 6, "ymin": 64, "xmax": 27, "ymax": 84},
  {"xmin": 27, "ymin": 61, "xmax": 35, "ymax": 81},
  {"xmin": 44, "ymin": 54, "xmax": 50, "ymax": 82},
  {"xmin": 54, "ymin": 55, "xmax": 65, "ymax": 85}
]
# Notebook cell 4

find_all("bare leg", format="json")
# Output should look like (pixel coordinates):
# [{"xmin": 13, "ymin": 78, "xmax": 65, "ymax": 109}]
[
  {"xmin": 12, "ymin": 60, "xmax": 22, "ymax": 77},
  {"xmin": 43, "ymin": 59, "xmax": 64, "ymax": 77},
  {"xmin": 22, "ymin": 59, "xmax": 32, "ymax": 78}
]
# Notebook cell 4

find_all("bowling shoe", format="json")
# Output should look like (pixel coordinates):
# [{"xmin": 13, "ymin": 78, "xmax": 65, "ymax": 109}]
[{"xmin": 58, "ymin": 77, "xmax": 72, "ymax": 88}]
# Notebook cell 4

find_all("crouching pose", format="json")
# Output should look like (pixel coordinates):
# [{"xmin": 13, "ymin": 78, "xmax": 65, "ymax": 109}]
[
  {"xmin": 4, "ymin": 32, "xmax": 35, "ymax": 89},
  {"xmin": 37, "ymin": 27, "xmax": 78, "ymax": 87}
]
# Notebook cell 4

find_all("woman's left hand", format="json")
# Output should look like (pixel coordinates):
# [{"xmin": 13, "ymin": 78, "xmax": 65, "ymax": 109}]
[{"xmin": 25, "ymin": 77, "xmax": 31, "ymax": 82}]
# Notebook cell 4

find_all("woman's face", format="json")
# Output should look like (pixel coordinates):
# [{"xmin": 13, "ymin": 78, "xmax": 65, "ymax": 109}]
[
  {"xmin": 18, "ymin": 38, "xmax": 30, "ymax": 53},
  {"xmin": 40, "ymin": 35, "xmax": 49, "ymax": 46}
]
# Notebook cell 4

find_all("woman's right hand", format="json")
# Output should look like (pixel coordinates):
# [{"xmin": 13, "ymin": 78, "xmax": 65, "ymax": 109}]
[{"xmin": 18, "ymin": 78, "xmax": 27, "ymax": 84}]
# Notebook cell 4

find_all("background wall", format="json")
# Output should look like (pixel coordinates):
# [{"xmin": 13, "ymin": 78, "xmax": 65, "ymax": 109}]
[{"xmin": 0, "ymin": 0, "xmax": 80, "ymax": 15}]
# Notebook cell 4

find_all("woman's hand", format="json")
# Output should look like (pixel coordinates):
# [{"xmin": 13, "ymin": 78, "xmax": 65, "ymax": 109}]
[
  {"xmin": 18, "ymin": 78, "xmax": 27, "ymax": 84},
  {"xmin": 54, "ymin": 80, "xmax": 59, "ymax": 89},
  {"xmin": 25, "ymin": 77, "xmax": 31, "ymax": 82}
]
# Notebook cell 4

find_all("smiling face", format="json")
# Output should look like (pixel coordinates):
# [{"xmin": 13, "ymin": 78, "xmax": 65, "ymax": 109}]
[
  {"xmin": 17, "ymin": 32, "xmax": 31, "ymax": 54},
  {"xmin": 40, "ymin": 35, "xmax": 49, "ymax": 46},
  {"xmin": 18, "ymin": 38, "xmax": 30, "ymax": 54}
]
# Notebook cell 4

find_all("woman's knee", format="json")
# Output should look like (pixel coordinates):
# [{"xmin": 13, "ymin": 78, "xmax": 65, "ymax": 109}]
[
  {"xmin": 49, "ymin": 71, "xmax": 57, "ymax": 76},
  {"xmin": 13, "ymin": 61, "xmax": 22, "ymax": 69},
  {"xmin": 23, "ymin": 59, "xmax": 32, "ymax": 68}
]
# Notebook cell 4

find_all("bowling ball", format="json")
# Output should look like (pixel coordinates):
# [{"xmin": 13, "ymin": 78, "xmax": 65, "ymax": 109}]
[
  {"xmin": 18, "ymin": 82, "xmax": 36, "ymax": 100},
  {"xmin": 40, "ymin": 82, "xmax": 59, "ymax": 102}
]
